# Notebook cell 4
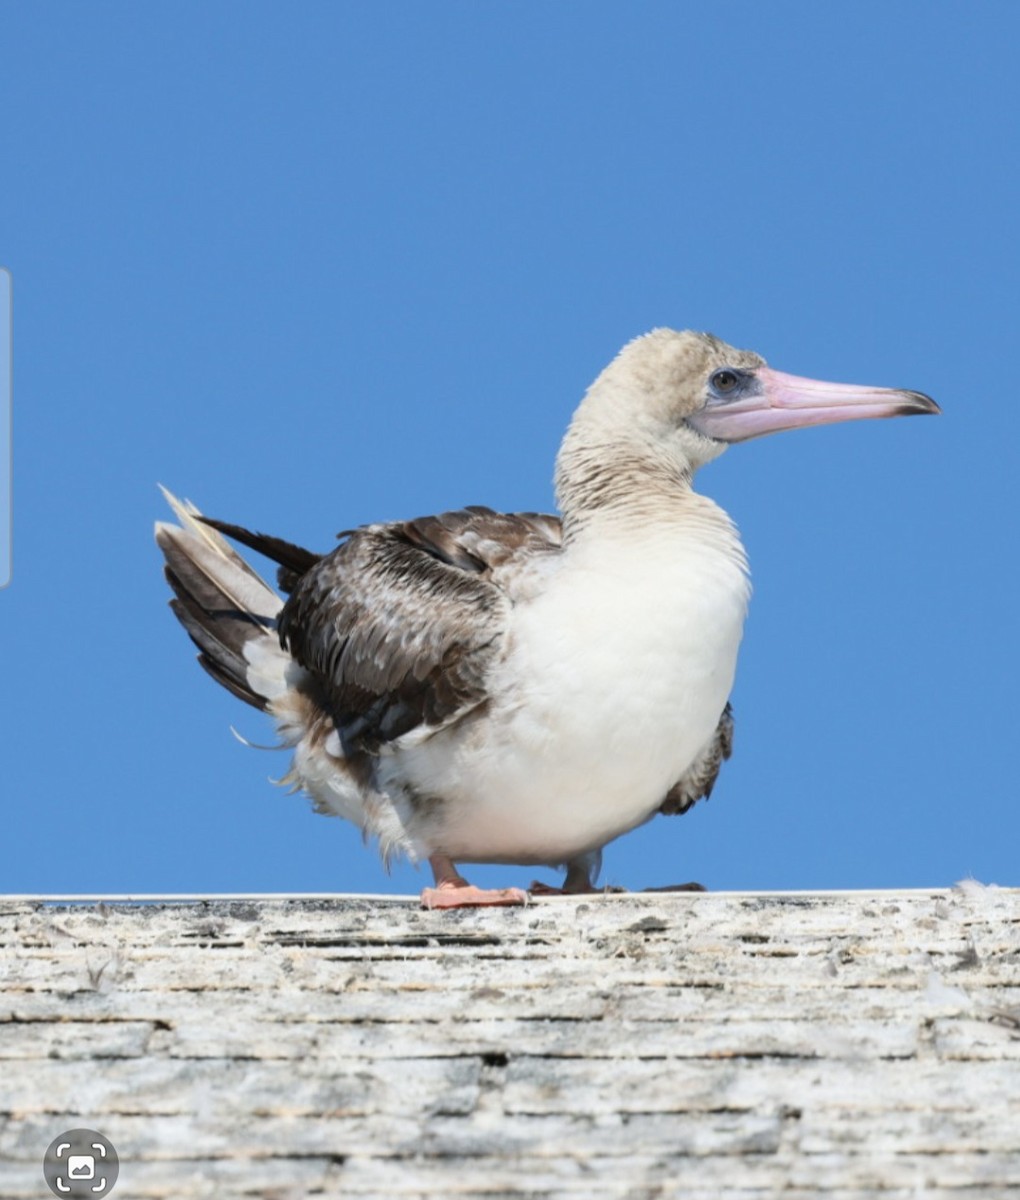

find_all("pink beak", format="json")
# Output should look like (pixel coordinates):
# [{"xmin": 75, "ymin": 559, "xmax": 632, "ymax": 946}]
[{"xmin": 690, "ymin": 366, "xmax": 940, "ymax": 443}]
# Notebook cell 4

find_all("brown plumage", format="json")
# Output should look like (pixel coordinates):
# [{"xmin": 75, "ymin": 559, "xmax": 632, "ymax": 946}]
[{"xmin": 278, "ymin": 508, "xmax": 561, "ymax": 752}]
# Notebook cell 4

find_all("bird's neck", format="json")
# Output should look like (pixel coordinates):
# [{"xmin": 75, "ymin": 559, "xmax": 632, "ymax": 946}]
[
  {"xmin": 555, "ymin": 428, "xmax": 718, "ymax": 541},
  {"xmin": 552, "ymin": 435, "xmax": 750, "ymax": 638}
]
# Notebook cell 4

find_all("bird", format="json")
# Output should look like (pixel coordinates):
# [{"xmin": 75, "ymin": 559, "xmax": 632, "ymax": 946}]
[{"xmin": 156, "ymin": 329, "xmax": 937, "ymax": 908}]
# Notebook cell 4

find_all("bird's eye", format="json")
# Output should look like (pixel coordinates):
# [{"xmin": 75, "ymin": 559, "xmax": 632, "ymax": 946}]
[{"xmin": 711, "ymin": 369, "xmax": 741, "ymax": 394}]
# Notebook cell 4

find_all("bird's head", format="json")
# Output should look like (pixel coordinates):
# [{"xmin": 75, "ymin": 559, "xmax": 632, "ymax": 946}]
[
  {"xmin": 580, "ymin": 328, "xmax": 939, "ymax": 472},
  {"xmin": 556, "ymin": 328, "xmax": 939, "ymax": 526}
]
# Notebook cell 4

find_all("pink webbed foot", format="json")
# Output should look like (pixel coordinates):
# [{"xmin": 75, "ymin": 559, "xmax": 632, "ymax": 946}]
[
  {"xmin": 420, "ymin": 883, "xmax": 528, "ymax": 910},
  {"xmin": 420, "ymin": 854, "xmax": 528, "ymax": 910}
]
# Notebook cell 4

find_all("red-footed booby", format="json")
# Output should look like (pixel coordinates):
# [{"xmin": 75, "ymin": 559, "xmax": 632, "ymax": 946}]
[{"xmin": 156, "ymin": 330, "xmax": 937, "ymax": 908}]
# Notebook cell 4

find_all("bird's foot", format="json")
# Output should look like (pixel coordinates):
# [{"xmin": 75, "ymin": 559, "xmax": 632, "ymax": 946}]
[
  {"xmin": 528, "ymin": 880, "xmax": 568, "ymax": 896},
  {"xmin": 528, "ymin": 880, "xmax": 626, "ymax": 896},
  {"xmin": 641, "ymin": 881, "xmax": 707, "ymax": 893},
  {"xmin": 528, "ymin": 880, "xmax": 706, "ymax": 896},
  {"xmin": 420, "ymin": 882, "xmax": 529, "ymax": 910},
  {"xmin": 422, "ymin": 854, "xmax": 529, "ymax": 909}
]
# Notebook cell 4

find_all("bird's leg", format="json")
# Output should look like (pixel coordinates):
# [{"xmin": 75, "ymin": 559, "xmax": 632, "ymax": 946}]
[
  {"xmin": 529, "ymin": 850, "xmax": 704, "ymax": 896},
  {"xmin": 529, "ymin": 852, "xmax": 622, "ymax": 896},
  {"xmin": 420, "ymin": 854, "xmax": 528, "ymax": 910}
]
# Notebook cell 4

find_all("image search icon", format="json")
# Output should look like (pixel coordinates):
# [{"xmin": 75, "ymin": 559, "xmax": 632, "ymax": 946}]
[
  {"xmin": 42, "ymin": 1129, "xmax": 119, "ymax": 1197},
  {"xmin": 67, "ymin": 1155, "xmax": 95, "ymax": 1179}
]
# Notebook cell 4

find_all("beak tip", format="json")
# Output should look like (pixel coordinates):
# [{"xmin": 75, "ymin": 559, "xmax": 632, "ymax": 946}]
[{"xmin": 900, "ymin": 390, "xmax": 941, "ymax": 416}]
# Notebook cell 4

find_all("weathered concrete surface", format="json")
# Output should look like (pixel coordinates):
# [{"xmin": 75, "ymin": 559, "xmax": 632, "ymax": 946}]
[{"xmin": 1, "ymin": 887, "xmax": 1019, "ymax": 1198}]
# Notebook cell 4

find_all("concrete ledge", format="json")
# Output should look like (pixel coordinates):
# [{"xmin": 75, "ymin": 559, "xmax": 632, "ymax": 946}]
[{"xmin": 2, "ymin": 888, "xmax": 1019, "ymax": 1198}]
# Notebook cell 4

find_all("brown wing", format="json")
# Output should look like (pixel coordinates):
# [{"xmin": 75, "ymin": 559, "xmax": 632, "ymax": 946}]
[
  {"xmin": 659, "ymin": 703, "xmax": 734, "ymax": 816},
  {"xmin": 278, "ymin": 506, "xmax": 561, "ymax": 752}
]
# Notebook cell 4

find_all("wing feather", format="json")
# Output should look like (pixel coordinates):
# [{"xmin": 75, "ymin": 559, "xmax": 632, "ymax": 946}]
[
  {"xmin": 279, "ymin": 507, "xmax": 561, "ymax": 752},
  {"xmin": 659, "ymin": 702, "xmax": 735, "ymax": 816}
]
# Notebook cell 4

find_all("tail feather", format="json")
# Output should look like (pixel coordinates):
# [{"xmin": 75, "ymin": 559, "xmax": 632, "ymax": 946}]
[
  {"xmin": 166, "ymin": 585, "xmax": 260, "ymax": 704},
  {"xmin": 155, "ymin": 487, "xmax": 303, "ymax": 712},
  {"xmin": 156, "ymin": 487, "xmax": 283, "ymax": 623},
  {"xmin": 197, "ymin": 648, "xmax": 273, "ymax": 710},
  {"xmin": 197, "ymin": 516, "xmax": 320, "ymax": 594}
]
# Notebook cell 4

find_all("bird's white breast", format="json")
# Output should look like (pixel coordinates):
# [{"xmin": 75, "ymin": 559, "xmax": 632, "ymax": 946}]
[{"xmin": 396, "ymin": 503, "xmax": 751, "ymax": 865}]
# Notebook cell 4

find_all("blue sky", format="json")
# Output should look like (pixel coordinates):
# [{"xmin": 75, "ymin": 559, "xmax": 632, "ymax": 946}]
[
  {"xmin": 1, "ymin": 3, "xmax": 1016, "ymax": 897},
  {"xmin": 1, "ymin": 270, "xmax": 9, "ymax": 588}
]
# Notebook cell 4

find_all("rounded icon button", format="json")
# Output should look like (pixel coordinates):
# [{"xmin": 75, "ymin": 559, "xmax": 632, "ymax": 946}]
[{"xmin": 43, "ymin": 1129, "xmax": 119, "ymax": 1198}]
